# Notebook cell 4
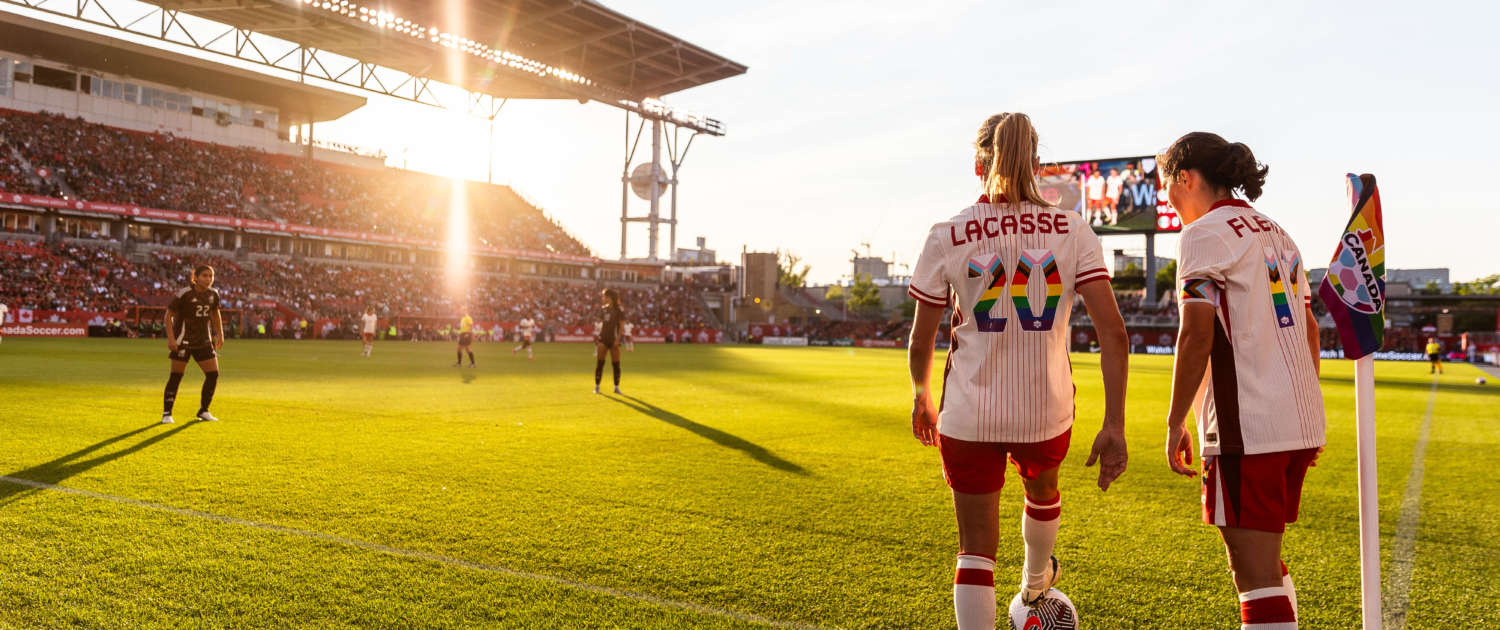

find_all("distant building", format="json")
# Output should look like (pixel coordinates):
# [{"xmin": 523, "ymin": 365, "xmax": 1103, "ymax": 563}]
[
  {"xmin": 676, "ymin": 237, "xmax": 716, "ymax": 264},
  {"xmin": 1310, "ymin": 267, "xmax": 1451, "ymax": 293},
  {"xmin": 1111, "ymin": 250, "xmax": 1173, "ymax": 276},
  {"xmin": 853, "ymin": 256, "xmax": 890, "ymax": 281}
]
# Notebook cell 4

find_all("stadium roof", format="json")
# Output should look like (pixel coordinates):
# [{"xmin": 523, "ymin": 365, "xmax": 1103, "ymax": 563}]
[
  {"xmin": 0, "ymin": 11, "xmax": 366, "ymax": 123},
  {"xmin": 140, "ymin": 0, "xmax": 748, "ymax": 103}
]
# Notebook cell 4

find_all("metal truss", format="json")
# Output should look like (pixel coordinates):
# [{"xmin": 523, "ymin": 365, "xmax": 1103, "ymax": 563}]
[{"xmin": 3, "ymin": 0, "xmax": 606, "ymax": 123}]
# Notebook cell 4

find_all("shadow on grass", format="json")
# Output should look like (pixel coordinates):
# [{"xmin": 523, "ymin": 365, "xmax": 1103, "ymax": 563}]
[
  {"xmin": 607, "ymin": 395, "xmax": 810, "ymax": 476},
  {"xmin": 0, "ymin": 422, "xmax": 196, "ymax": 508},
  {"xmin": 462, "ymin": 371, "xmax": 478, "ymax": 384}
]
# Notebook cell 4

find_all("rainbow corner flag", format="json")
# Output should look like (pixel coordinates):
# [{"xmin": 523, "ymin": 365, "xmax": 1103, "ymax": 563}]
[{"xmin": 1318, "ymin": 173, "xmax": 1386, "ymax": 360}]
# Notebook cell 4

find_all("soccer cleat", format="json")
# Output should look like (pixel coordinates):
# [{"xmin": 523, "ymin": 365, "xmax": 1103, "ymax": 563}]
[
  {"xmin": 592, "ymin": 385, "xmax": 600, "ymax": 394},
  {"xmin": 1019, "ymin": 555, "xmax": 1062, "ymax": 606},
  {"xmin": 161, "ymin": 414, "xmax": 174, "ymax": 424},
  {"xmin": 528, "ymin": 357, "xmax": 535, "ymax": 361},
  {"xmin": 196, "ymin": 411, "xmax": 219, "ymax": 422},
  {"xmin": 613, "ymin": 386, "xmax": 622, "ymax": 395},
  {"xmin": 452, "ymin": 363, "xmax": 461, "ymax": 368},
  {"xmin": 511, "ymin": 348, "xmax": 517, "ymax": 356},
  {"xmin": 468, "ymin": 363, "xmax": 476, "ymax": 368}
]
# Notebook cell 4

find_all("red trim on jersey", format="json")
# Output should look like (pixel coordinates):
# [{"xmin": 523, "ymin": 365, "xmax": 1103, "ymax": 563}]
[
  {"xmin": 1209, "ymin": 199, "xmax": 1253, "ymax": 211},
  {"xmin": 977, "ymin": 194, "xmax": 1008, "ymax": 204},
  {"xmin": 908, "ymin": 285, "xmax": 949, "ymax": 308},
  {"xmin": 1074, "ymin": 276, "xmax": 1110, "ymax": 289},
  {"xmin": 1076, "ymin": 267, "xmax": 1111, "ymax": 289}
]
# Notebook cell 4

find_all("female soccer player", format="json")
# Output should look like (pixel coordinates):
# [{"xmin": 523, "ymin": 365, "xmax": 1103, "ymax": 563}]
[
  {"xmin": 513, "ymin": 316, "xmax": 537, "ymax": 360},
  {"xmin": 162, "ymin": 265, "xmax": 224, "ymax": 423},
  {"xmin": 907, "ymin": 112, "xmax": 1130, "ymax": 630},
  {"xmin": 360, "ymin": 307, "xmax": 378, "ymax": 357},
  {"xmin": 454, "ymin": 309, "xmax": 475, "ymax": 367},
  {"xmin": 1160, "ymin": 133, "xmax": 1324, "ymax": 630},
  {"xmin": 594, "ymin": 288, "xmax": 624, "ymax": 394}
]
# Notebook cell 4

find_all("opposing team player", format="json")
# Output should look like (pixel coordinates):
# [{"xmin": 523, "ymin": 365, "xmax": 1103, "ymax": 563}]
[
  {"xmin": 162, "ymin": 264, "xmax": 225, "ymax": 423},
  {"xmin": 360, "ymin": 307, "xmax": 378, "ymax": 357},
  {"xmin": 593, "ymin": 288, "xmax": 625, "ymax": 394},
  {"xmin": 1160, "ymin": 133, "xmax": 1324, "ymax": 630},
  {"xmin": 512, "ymin": 316, "xmax": 537, "ymax": 360},
  {"xmin": 907, "ymin": 112, "xmax": 1130, "ymax": 630},
  {"xmin": 453, "ymin": 309, "xmax": 475, "ymax": 368},
  {"xmin": 622, "ymin": 320, "xmax": 635, "ymax": 352}
]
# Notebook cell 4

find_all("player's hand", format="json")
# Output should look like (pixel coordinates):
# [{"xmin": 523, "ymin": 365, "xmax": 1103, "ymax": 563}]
[
  {"xmin": 1085, "ymin": 427, "xmax": 1128, "ymax": 491},
  {"xmin": 167, "ymin": 338, "xmax": 178, "ymax": 352},
  {"xmin": 1165, "ymin": 422, "xmax": 1197, "ymax": 478},
  {"xmin": 911, "ymin": 393, "xmax": 938, "ymax": 447},
  {"xmin": 212, "ymin": 336, "xmax": 223, "ymax": 350},
  {"xmin": 1310, "ymin": 445, "xmax": 1325, "ymax": 467}
]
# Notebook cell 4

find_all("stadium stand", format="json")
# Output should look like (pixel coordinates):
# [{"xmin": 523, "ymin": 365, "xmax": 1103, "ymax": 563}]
[{"xmin": 0, "ymin": 109, "xmax": 589, "ymax": 256}]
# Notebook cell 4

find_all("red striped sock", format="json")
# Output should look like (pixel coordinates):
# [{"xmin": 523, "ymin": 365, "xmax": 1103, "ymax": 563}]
[
  {"xmin": 1240, "ymin": 586, "xmax": 1297, "ymax": 629},
  {"xmin": 953, "ymin": 553, "xmax": 995, "ymax": 630}
]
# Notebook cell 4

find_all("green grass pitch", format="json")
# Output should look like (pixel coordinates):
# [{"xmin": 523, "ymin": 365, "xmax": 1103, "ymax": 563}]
[{"xmin": 0, "ymin": 338, "xmax": 1495, "ymax": 629}]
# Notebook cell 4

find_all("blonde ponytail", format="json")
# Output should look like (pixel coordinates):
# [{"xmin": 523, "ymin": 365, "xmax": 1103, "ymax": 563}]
[{"xmin": 974, "ymin": 112, "xmax": 1052, "ymax": 207}]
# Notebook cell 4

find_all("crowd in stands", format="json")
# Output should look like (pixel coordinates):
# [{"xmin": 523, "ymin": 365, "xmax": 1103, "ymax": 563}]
[
  {"xmin": 805, "ymin": 319, "xmax": 910, "ymax": 342},
  {"xmin": 0, "ymin": 240, "xmax": 714, "ymax": 336},
  {"xmin": 0, "ymin": 240, "xmax": 127, "ymax": 312},
  {"xmin": 0, "ymin": 109, "xmax": 590, "ymax": 256}
]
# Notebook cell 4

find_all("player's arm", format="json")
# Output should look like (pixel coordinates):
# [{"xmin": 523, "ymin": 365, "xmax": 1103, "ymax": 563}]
[
  {"xmin": 1304, "ymin": 306, "xmax": 1320, "ymax": 376},
  {"xmin": 907, "ymin": 301, "xmax": 944, "ymax": 447},
  {"xmin": 1076, "ymin": 280, "xmax": 1128, "ymax": 490},
  {"xmin": 165, "ymin": 308, "xmax": 178, "ymax": 351},
  {"xmin": 210, "ymin": 307, "xmax": 224, "ymax": 350},
  {"xmin": 1166, "ymin": 301, "xmax": 1215, "ymax": 478}
]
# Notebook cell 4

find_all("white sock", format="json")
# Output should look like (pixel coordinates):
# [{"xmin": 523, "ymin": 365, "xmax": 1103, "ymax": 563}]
[
  {"xmin": 1281, "ymin": 562, "xmax": 1297, "ymax": 618},
  {"xmin": 953, "ymin": 554, "xmax": 995, "ymax": 630},
  {"xmin": 1022, "ymin": 493, "xmax": 1061, "ymax": 589},
  {"xmin": 527, "ymin": 349, "xmax": 533, "ymax": 358},
  {"xmin": 1240, "ymin": 586, "xmax": 1297, "ymax": 628}
]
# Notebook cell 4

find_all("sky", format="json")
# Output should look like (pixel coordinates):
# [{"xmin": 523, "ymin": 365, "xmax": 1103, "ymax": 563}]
[{"xmin": 24, "ymin": 0, "xmax": 1500, "ymax": 285}]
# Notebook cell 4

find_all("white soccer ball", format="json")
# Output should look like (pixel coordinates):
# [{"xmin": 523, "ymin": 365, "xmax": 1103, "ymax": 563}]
[
  {"xmin": 1008, "ymin": 589, "xmax": 1079, "ymax": 630},
  {"xmin": 1478, "ymin": 377, "xmax": 1488, "ymax": 385}
]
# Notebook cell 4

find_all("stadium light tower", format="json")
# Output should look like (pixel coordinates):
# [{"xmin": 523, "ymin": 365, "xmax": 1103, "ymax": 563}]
[{"xmin": 620, "ymin": 111, "xmax": 699, "ymax": 262}]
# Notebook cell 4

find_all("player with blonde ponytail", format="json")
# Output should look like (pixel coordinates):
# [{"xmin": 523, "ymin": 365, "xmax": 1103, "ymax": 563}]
[{"xmin": 907, "ymin": 112, "xmax": 1131, "ymax": 629}]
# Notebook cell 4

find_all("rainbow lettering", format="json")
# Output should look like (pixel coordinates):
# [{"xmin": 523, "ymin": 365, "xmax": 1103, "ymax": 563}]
[
  {"xmin": 1265, "ymin": 247, "xmax": 1295, "ymax": 328},
  {"xmin": 969, "ymin": 255, "xmax": 1007, "ymax": 332},
  {"xmin": 1010, "ymin": 249, "xmax": 1062, "ymax": 331}
]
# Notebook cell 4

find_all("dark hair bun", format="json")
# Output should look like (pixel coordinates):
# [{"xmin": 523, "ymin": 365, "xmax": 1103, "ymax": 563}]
[{"xmin": 1156, "ymin": 132, "xmax": 1269, "ymax": 201}]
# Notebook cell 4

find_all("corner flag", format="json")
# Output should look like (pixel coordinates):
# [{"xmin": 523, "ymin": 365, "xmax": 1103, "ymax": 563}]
[
  {"xmin": 1318, "ymin": 173, "xmax": 1386, "ymax": 359},
  {"xmin": 1319, "ymin": 173, "xmax": 1387, "ymax": 630}
]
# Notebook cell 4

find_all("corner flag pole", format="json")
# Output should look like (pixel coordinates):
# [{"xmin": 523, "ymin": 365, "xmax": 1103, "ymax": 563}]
[
  {"xmin": 1316, "ymin": 173, "xmax": 1387, "ymax": 630},
  {"xmin": 1354, "ymin": 353, "xmax": 1381, "ymax": 630}
]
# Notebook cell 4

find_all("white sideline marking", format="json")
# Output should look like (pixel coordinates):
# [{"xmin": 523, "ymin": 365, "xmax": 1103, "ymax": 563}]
[
  {"xmin": 1383, "ymin": 376, "xmax": 1437, "ymax": 630},
  {"xmin": 0, "ymin": 475, "xmax": 835, "ymax": 630}
]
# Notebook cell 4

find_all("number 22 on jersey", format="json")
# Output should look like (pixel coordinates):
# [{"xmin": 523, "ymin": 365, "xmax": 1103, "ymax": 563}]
[{"xmin": 968, "ymin": 249, "xmax": 1063, "ymax": 333}]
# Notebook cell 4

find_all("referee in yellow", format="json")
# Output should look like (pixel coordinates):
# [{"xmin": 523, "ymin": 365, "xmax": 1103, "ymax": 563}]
[{"xmin": 1425, "ymin": 337, "xmax": 1444, "ymax": 374}]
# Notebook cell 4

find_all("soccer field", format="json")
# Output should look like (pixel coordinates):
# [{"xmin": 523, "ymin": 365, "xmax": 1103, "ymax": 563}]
[{"xmin": 0, "ymin": 339, "xmax": 1495, "ymax": 629}]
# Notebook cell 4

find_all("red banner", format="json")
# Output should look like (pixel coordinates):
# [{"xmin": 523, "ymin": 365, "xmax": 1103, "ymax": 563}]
[
  {"xmin": 6, "ymin": 309, "xmax": 124, "ymax": 325},
  {"xmin": 1, "ymin": 322, "xmax": 88, "ymax": 337}
]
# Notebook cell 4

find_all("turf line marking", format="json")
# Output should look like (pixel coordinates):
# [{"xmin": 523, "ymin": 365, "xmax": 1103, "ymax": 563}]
[
  {"xmin": 0, "ymin": 476, "xmax": 836, "ymax": 630},
  {"xmin": 1382, "ymin": 375, "xmax": 1437, "ymax": 630}
]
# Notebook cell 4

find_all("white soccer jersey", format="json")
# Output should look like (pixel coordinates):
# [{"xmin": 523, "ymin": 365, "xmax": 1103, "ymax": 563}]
[
  {"xmin": 623, "ymin": 322, "xmax": 634, "ymax": 336},
  {"xmin": 0, "ymin": 303, "xmax": 8, "ymax": 324},
  {"xmin": 519, "ymin": 318, "xmax": 536, "ymax": 340},
  {"xmin": 361, "ymin": 313, "xmax": 378, "ymax": 334},
  {"xmin": 908, "ymin": 195, "xmax": 1110, "ymax": 443},
  {"xmin": 1176, "ymin": 199, "xmax": 1325, "ymax": 456}
]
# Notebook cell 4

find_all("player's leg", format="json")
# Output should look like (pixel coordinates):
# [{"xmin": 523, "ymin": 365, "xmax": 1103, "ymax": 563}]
[
  {"xmin": 1018, "ymin": 466, "xmax": 1062, "ymax": 601},
  {"xmin": 610, "ymin": 344, "xmax": 622, "ymax": 393},
  {"xmin": 1206, "ymin": 451, "xmax": 1305, "ymax": 628},
  {"xmin": 453, "ymin": 342, "xmax": 463, "ymax": 367},
  {"xmin": 465, "ymin": 339, "xmax": 475, "ymax": 367},
  {"xmin": 593, "ymin": 343, "xmax": 607, "ymax": 393},
  {"xmin": 952, "ymin": 489, "xmax": 1001, "ymax": 630},
  {"xmin": 940, "ymin": 435, "xmax": 1005, "ymax": 630},
  {"xmin": 163, "ymin": 358, "xmax": 189, "ymax": 423},
  {"xmin": 195, "ymin": 355, "xmax": 221, "ymax": 421},
  {"xmin": 526, "ymin": 339, "xmax": 533, "ymax": 359}
]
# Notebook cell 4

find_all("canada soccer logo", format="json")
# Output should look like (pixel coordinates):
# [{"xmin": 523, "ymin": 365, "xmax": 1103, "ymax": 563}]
[{"xmin": 1325, "ymin": 230, "xmax": 1384, "ymax": 314}]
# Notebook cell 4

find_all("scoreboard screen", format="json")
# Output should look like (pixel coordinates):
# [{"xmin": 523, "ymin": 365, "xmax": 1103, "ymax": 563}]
[{"xmin": 1036, "ymin": 156, "xmax": 1182, "ymax": 233}]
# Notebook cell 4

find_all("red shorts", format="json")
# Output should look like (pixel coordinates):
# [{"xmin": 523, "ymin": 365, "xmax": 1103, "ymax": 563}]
[
  {"xmin": 362, "ymin": 332, "xmax": 375, "ymax": 341},
  {"xmin": 1202, "ymin": 448, "xmax": 1318, "ymax": 533},
  {"xmin": 937, "ymin": 428, "xmax": 1071, "ymax": 495}
]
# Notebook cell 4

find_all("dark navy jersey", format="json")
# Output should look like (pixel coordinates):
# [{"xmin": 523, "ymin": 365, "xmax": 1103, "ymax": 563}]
[
  {"xmin": 600, "ymin": 304, "xmax": 624, "ymax": 342},
  {"xmin": 169, "ymin": 287, "xmax": 220, "ymax": 348}
]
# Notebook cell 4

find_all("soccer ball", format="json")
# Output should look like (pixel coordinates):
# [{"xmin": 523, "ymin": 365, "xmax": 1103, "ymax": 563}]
[
  {"xmin": 1479, "ymin": 377, "xmax": 1488, "ymax": 385},
  {"xmin": 1008, "ymin": 589, "xmax": 1079, "ymax": 630}
]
